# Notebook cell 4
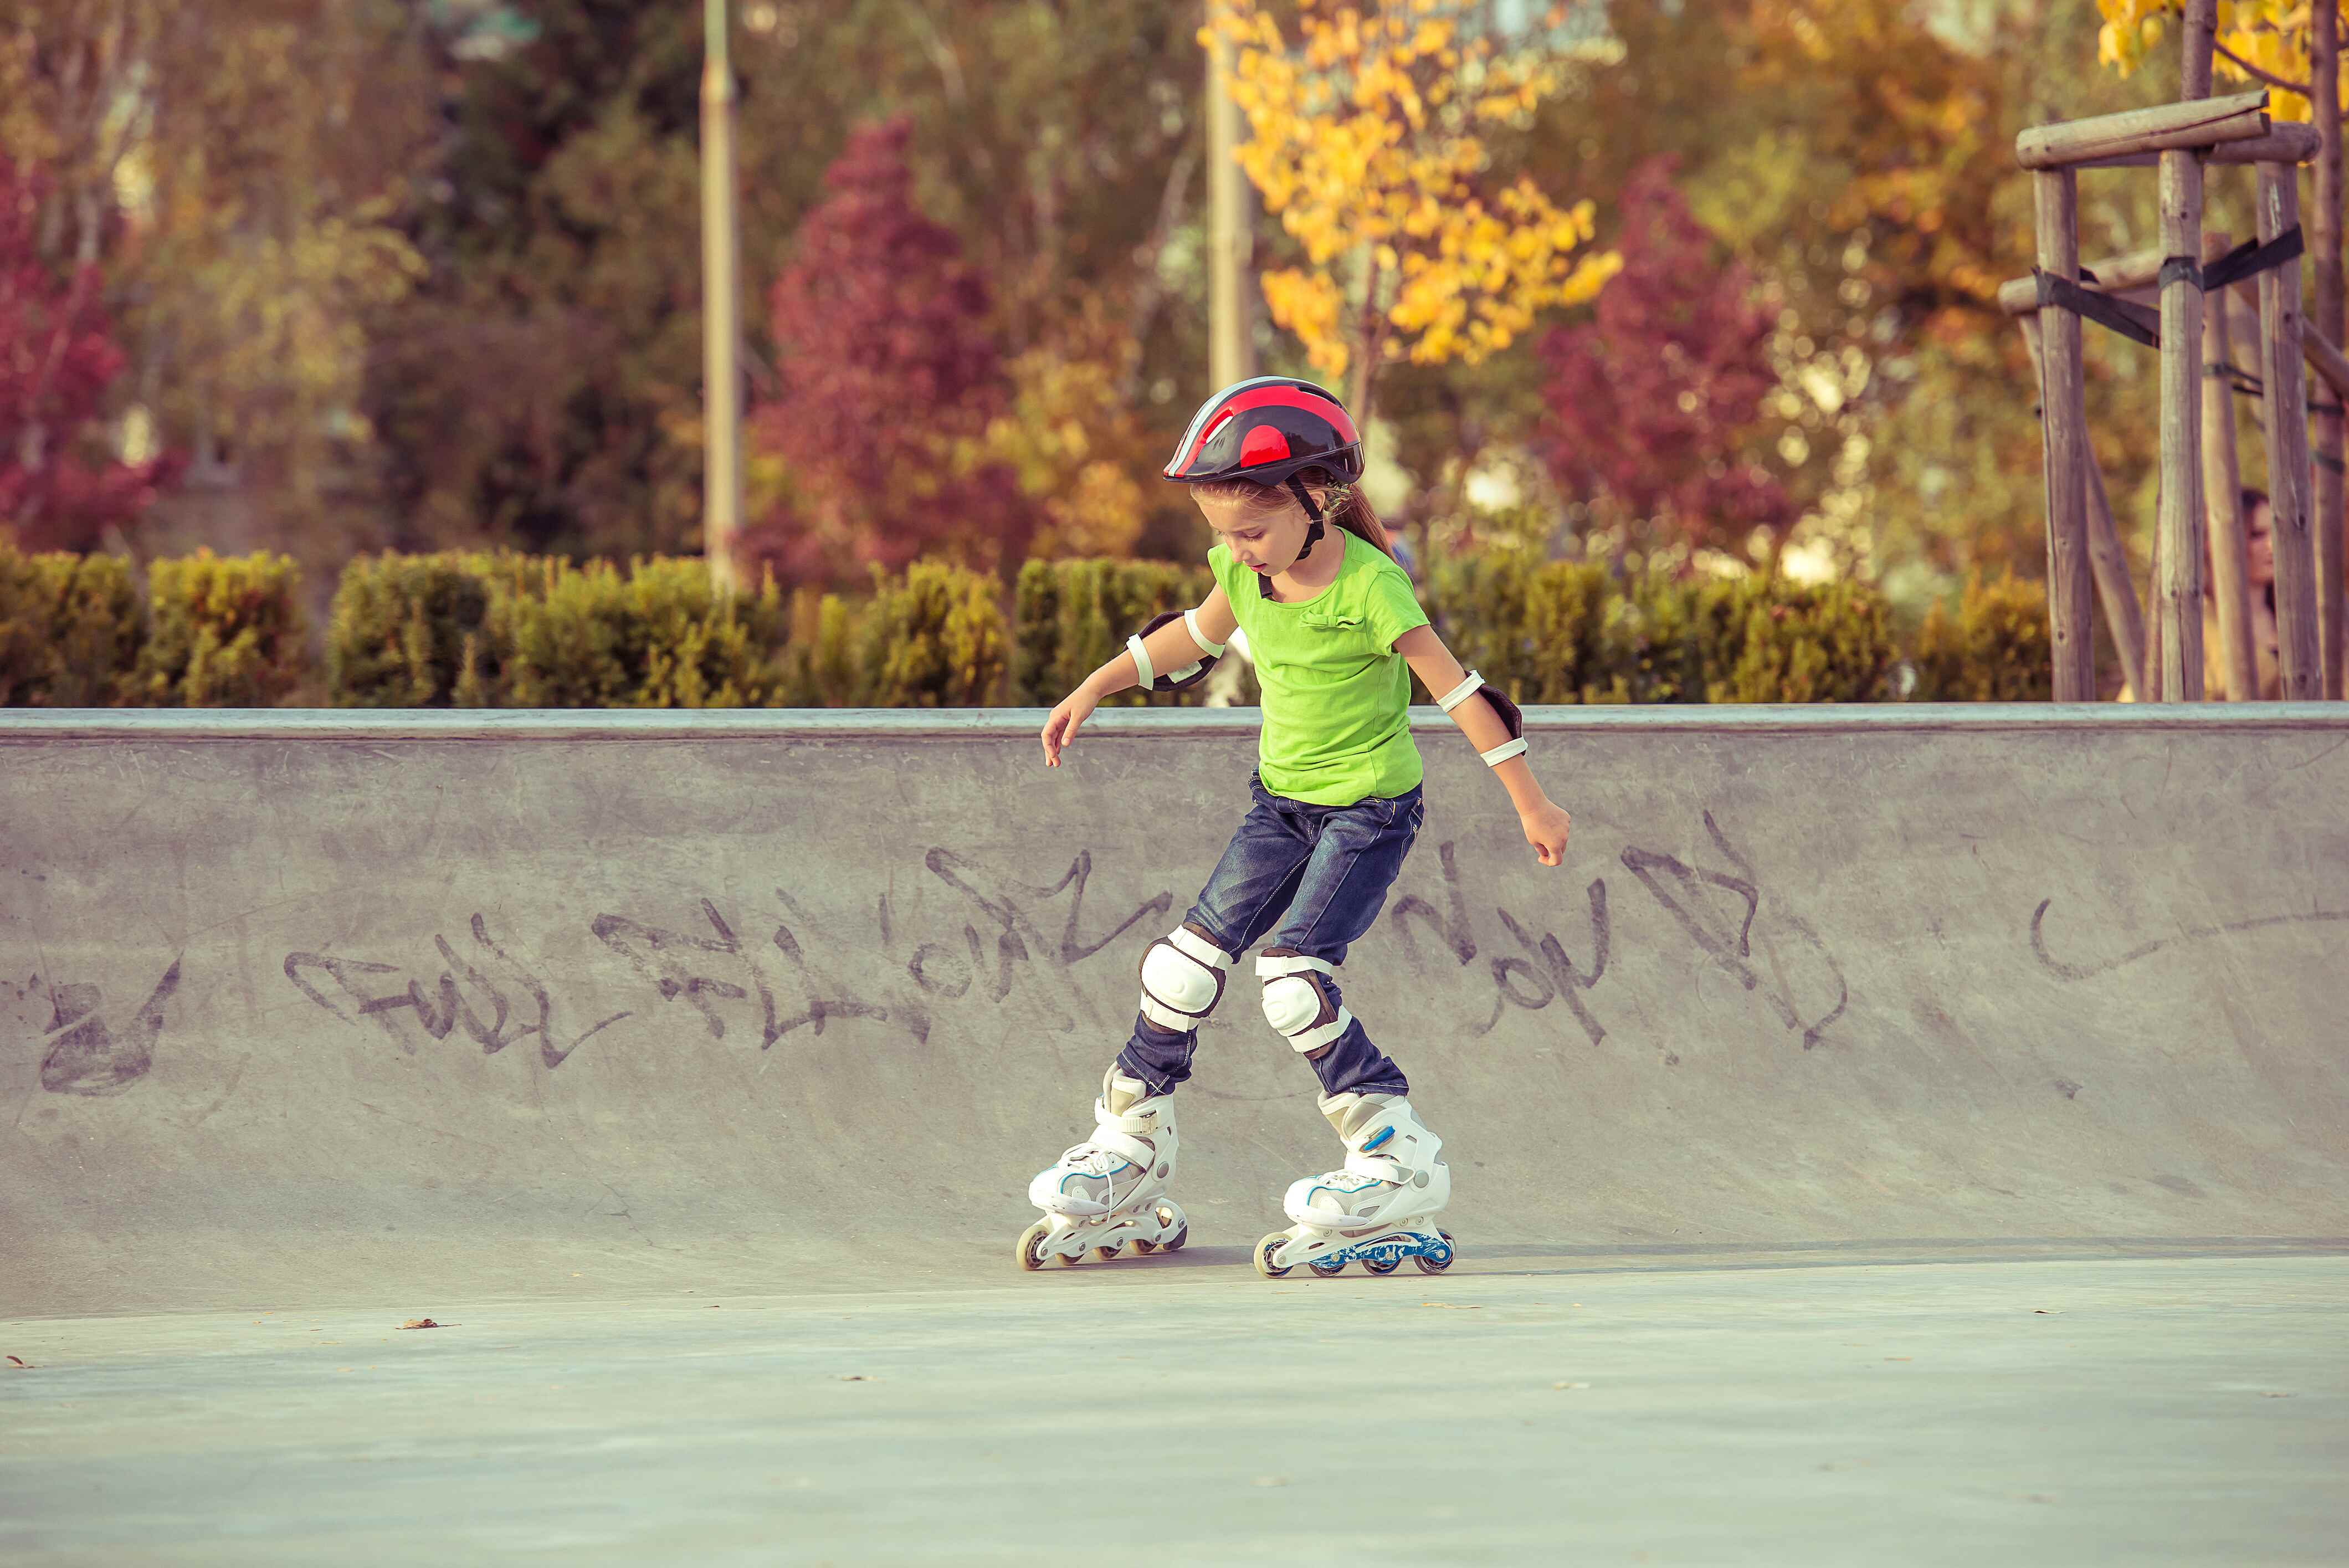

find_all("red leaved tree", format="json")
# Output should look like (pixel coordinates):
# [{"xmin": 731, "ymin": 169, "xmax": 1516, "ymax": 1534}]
[
  {"xmin": 744, "ymin": 117, "xmax": 1027, "ymax": 588},
  {"xmin": 1537, "ymin": 156, "xmax": 1790, "ymax": 562},
  {"xmin": 0, "ymin": 157, "xmax": 177, "ymax": 554}
]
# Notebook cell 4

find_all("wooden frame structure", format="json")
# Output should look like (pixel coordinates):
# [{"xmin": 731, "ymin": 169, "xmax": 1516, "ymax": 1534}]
[{"xmin": 2008, "ymin": 88, "xmax": 2326, "ymax": 702}]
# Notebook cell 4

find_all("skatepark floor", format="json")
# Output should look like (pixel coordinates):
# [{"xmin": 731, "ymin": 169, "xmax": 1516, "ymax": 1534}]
[{"xmin": 5, "ymin": 1246, "xmax": 2344, "ymax": 1566}]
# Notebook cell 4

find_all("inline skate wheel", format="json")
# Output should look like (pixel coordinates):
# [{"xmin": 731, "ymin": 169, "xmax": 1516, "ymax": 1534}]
[
  {"xmin": 1253, "ymin": 1232, "xmax": 1293, "ymax": 1278},
  {"xmin": 1362, "ymin": 1256, "xmax": 1401, "ymax": 1276},
  {"xmin": 1016, "ymin": 1219, "xmax": 1052, "ymax": 1272},
  {"xmin": 1132, "ymin": 1238, "xmax": 1156, "ymax": 1256},
  {"xmin": 1156, "ymin": 1207, "xmax": 1188, "ymax": 1252},
  {"xmin": 1307, "ymin": 1257, "xmax": 1347, "ymax": 1277},
  {"xmin": 1094, "ymin": 1243, "xmax": 1124, "ymax": 1262},
  {"xmin": 1411, "ymin": 1230, "xmax": 1456, "ymax": 1274}
]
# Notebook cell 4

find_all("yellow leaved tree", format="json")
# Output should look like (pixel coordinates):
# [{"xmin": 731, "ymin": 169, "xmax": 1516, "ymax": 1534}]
[
  {"xmin": 2096, "ymin": 0, "xmax": 2342, "ymax": 107},
  {"xmin": 1204, "ymin": 0, "xmax": 1621, "ymax": 423}
]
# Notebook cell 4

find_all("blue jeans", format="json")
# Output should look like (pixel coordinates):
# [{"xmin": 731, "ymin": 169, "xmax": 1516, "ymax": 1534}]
[{"xmin": 1117, "ymin": 771, "xmax": 1424, "ymax": 1100}]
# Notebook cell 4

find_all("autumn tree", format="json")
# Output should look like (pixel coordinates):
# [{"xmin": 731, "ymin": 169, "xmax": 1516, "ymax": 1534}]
[
  {"xmin": 1206, "ymin": 0, "xmax": 1620, "ymax": 424},
  {"xmin": 1538, "ymin": 156, "xmax": 1791, "ymax": 562},
  {"xmin": 0, "ymin": 157, "xmax": 178, "ymax": 552},
  {"xmin": 0, "ymin": 0, "xmax": 431, "ymax": 576},
  {"xmin": 743, "ymin": 118, "xmax": 1025, "ymax": 588}
]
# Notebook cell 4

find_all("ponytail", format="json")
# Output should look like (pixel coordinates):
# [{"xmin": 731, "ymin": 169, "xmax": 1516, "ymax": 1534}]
[{"xmin": 1327, "ymin": 485, "xmax": 1397, "ymax": 561}]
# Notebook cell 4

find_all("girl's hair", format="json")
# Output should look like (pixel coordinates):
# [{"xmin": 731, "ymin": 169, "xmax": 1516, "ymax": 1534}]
[{"xmin": 1193, "ymin": 469, "xmax": 1397, "ymax": 560}]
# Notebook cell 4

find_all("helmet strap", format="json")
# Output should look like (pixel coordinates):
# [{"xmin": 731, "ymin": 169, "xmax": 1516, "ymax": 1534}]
[{"xmin": 1285, "ymin": 474, "xmax": 1327, "ymax": 559}]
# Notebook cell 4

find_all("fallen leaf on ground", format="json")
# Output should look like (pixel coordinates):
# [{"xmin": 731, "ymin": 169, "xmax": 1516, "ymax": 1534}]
[
  {"xmin": 2032, "ymin": 1309, "xmax": 2061, "ymax": 1315},
  {"xmin": 396, "ymin": 1319, "xmax": 448, "ymax": 1330},
  {"xmin": 837, "ymin": 1374, "xmax": 873, "ymax": 1382},
  {"xmin": 6, "ymin": 1355, "xmax": 28, "ymax": 1368},
  {"xmin": 1551, "ymin": 1381, "xmax": 1591, "ymax": 1390}
]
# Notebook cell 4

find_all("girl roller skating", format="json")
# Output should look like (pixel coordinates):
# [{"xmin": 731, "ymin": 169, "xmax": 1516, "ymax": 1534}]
[{"xmin": 1021, "ymin": 377, "xmax": 1574, "ymax": 1279}]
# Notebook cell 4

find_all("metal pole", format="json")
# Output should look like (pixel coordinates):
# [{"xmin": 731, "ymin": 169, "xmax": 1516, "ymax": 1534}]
[
  {"xmin": 1206, "ymin": 1, "xmax": 1254, "ymax": 390},
  {"xmin": 701, "ymin": 0, "xmax": 743, "ymax": 593}
]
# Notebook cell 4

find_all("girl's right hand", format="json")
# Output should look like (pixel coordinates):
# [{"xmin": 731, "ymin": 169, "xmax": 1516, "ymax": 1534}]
[{"xmin": 1040, "ymin": 688, "xmax": 1099, "ymax": 767}]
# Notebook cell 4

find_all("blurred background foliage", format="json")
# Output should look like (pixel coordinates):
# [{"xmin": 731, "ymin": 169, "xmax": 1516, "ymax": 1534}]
[{"xmin": 0, "ymin": 0, "xmax": 2280, "ymax": 699}]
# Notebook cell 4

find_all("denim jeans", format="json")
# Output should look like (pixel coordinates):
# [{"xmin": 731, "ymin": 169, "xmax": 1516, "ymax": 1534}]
[{"xmin": 1117, "ymin": 770, "xmax": 1425, "ymax": 1100}]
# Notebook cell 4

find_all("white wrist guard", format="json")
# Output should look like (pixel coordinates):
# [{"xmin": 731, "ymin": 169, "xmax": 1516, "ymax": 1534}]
[{"xmin": 1438, "ymin": 670, "xmax": 1529, "ymax": 767}]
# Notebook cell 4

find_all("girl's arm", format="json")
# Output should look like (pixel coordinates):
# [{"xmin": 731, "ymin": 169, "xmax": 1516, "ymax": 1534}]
[
  {"xmin": 1040, "ymin": 586, "xmax": 1240, "ymax": 767},
  {"xmin": 1396, "ymin": 625, "xmax": 1572, "ymax": 865}
]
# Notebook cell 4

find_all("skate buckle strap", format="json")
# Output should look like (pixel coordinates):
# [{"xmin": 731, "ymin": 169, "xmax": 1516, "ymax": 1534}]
[
  {"xmin": 1082, "ymin": 1119, "xmax": 1157, "ymax": 1170},
  {"xmin": 1172, "ymin": 926, "xmax": 1237, "ymax": 971},
  {"xmin": 1255, "ymin": 952, "xmax": 1335, "ymax": 980}
]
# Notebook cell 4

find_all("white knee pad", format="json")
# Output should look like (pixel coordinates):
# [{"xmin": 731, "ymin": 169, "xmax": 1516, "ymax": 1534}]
[
  {"xmin": 1258, "ymin": 950, "xmax": 1355, "ymax": 1053},
  {"xmin": 1137, "ymin": 925, "xmax": 1235, "ymax": 1033}
]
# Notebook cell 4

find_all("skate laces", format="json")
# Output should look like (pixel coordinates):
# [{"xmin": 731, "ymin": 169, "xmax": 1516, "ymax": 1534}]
[{"xmin": 1056, "ymin": 1141, "xmax": 1137, "ymax": 1179}]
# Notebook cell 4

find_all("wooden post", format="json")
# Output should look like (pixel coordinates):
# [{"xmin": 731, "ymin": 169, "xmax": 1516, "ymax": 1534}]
[
  {"xmin": 2315, "ymin": 7, "xmax": 2345, "ymax": 698},
  {"xmin": 2085, "ymin": 459, "xmax": 2149, "ymax": 701},
  {"xmin": 2015, "ymin": 89, "xmax": 2268, "ymax": 170},
  {"xmin": 2180, "ymin": 0, "xmax": 2218, "ymax": 100},
  {"xmin": 2201, "ymin": 235, "xmax": 2256, "ymax": 700},
  {"xmin": 1206, "ymin": 2, "xmax": 1256, "ymax": 390},
  {"xmin": 699, "ymin": 0, "xmax": 742, "ymax": 594},
  {"xmin": 2034, "ymin": 168, "xmax": 2097, "ymax": 700},
  {"xmin": 2155, "ymin": 148, "xmax": 2206, "ymax": 700},
  {"xmin": 2019, "ymin": 314, "xmax": 2148, "ymax": 700},
  {"xmin": 2255, "ymin": 162, "xmax": 2324, "ymax": 698}
]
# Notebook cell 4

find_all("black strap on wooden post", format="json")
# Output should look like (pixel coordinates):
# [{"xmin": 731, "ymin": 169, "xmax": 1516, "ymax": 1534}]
[{"xmin": 2033, "ymin": 225, "xmax": 2305, "ymax": 353}]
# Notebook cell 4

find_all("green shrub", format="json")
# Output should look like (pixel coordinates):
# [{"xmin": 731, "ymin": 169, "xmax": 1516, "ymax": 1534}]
[
  {"xmin": 853, "ymin": 560, "xmax": 1008, "ymax": 708},
  {"xmin": 502, "ymin": 557, "xmax": 786, "ymax": 708},
  {"xmin": 136, "ymin": 549, "xmax": 306, "ymax": 707},
  {"xmin": 1423, "ymin": 547, "xmax": 1635, "ymax": 704},
  {"xmin": 1702, "ymin": 576, "xmax": 1899, "ymax": 703},
  {"xmin": 326, "ymin": 551, "xmax": 500, "ymax": 706},
  {"xmin": 1910, "ymin": 572, "xmax": 2053, "ymax": 701},
  {"xmin": 328, "ymin": 552, "xmax": 785, "ymax": 707},
  {"xmin": 1010, "ymin": 558, "xmax": 1215, "ymax": 706},
  {"xmin": 0, "ymin": 544, "xmax": 142, "ymax": 705}
]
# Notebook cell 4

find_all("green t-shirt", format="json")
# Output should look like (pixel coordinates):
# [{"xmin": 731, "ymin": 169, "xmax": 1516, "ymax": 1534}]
[{"xmin": 1208, "ymin": 529, "xmax": 1432, "ymax": 807}]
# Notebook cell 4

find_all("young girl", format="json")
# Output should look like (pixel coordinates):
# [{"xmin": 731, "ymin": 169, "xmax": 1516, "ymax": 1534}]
[{"xmin": 1020, "ymin": 376, "xmax": 1574, "ymax": 1279}]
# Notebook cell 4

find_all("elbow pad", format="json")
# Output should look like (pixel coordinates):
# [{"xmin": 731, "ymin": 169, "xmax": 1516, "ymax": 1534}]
[
  {"xmin": 1127, "ymin": 609, "xmax": 1222, "ymax": 693},
  {"xmin": 1437, "ymin": 671, "xmax": 1527, "ymax": 766}
]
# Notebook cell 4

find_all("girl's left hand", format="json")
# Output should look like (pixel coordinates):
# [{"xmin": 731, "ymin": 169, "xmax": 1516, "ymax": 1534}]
[{"xmin": 1520, "ymin": 800, "xmax": 1572, "ymax": 867}]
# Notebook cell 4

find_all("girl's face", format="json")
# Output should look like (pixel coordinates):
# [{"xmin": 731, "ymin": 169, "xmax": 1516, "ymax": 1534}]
[
  {"xmin": 2245, "ymin": 500, "xmax": 2275, "ymax": 589},
  {"xmin": 1194, "ymin": 486, "xmax": 1326, "ymax": 576}
]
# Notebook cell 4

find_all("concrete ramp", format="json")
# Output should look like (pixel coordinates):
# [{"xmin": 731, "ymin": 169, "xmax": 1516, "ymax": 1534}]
[{"xmin": 4, "ymin": 707, "xmax": 2346, "ymax": 1318}]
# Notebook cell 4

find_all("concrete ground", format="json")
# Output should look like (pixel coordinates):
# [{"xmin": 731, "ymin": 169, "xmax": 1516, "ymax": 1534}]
[
  {"xmin": 4, "ymin": 1249, "xmax": 2345, "ymax": 1566},
  {"xmin": 6, "ymin": 709, "xmax": 2347, "ymax": 1562}
]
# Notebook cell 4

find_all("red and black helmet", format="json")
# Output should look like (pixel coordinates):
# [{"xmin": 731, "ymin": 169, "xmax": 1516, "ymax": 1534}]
[{"xmin": 1162, "ymin": 377, "xmax": 1364, "ymax": 528}]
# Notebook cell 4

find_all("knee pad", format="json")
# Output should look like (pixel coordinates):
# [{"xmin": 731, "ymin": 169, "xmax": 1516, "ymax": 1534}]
[
  {"xmin": 1137, "ymin": 925, "xmax": 1235, "ymax": 1032},
  {"xmin": 1258, "ymin": 949, "xmax": 1355, "ymax": 1053}
]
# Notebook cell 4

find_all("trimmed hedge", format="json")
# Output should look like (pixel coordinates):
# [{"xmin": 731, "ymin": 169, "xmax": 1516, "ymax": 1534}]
[
  {"xmin": 1011, "ymin": 557, "xmax": 1218, "ymax": 706},
  {"xmin": 328, "ymin": 552, "xmax": 789, "ymax": 707},
  {"xmin": 1420, "ymin": 549, "xmax": 1897, "ymax": 704},
  {"xmin": 1910, "ymin": 572, "xmax": 2053, "ymax": 701},
  {"xmin": 0, "ymin": 547, "xmax": 141, "ymax": 705},
  {"xmin": 0, "ymin": 541, "xmax": 301, "ymax": 706},
  {"xmin": 2, "ymin": 540, "xmax": 2070, "ymax": 708}
]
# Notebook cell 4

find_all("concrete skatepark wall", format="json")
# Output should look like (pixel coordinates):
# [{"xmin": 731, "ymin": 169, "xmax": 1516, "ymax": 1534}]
[{"xmin": 4, "ymin": 707, "xmax": 2345, "ymax": 1318}]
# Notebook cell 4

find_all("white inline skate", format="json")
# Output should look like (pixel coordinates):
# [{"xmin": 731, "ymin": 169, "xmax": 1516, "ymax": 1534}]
[
  {"xmin": 1018, "ymin": 1067, "xmax": 1190, "ymax": 1269},
  {"xmin": 1254, "ymin": 1092, "xmax": 1454, "ymax": 1278}
]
